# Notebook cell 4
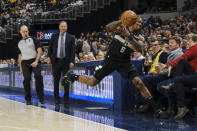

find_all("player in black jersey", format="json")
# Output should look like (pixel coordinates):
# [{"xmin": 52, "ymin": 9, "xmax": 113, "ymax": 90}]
[{"xmin": 63, "ymin": 18, "xmax": 155, "ymax": 111}]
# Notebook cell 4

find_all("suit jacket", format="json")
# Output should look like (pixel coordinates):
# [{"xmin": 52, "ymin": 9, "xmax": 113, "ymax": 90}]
[
  {"xmin": 159, "ymin": 48, "xmax": 183, "ymax": 76},
  {"xmin": 48, "ymin": 32, "xmax": 75, "ymax": 65}
]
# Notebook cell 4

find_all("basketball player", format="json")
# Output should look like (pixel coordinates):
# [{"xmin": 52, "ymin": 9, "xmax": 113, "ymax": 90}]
[{"xmin": 63, "ymin": 18, "xmax": 155, "ymax": 111}]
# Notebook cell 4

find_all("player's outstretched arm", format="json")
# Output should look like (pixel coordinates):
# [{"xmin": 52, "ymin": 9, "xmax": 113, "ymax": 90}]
[
  {"xmin": 106, "ymin": 20, "xmax": 122, "ymax": 32},
  {"xmin": 129, "ymin": 36, "xmax": 143, "ymax": 53}
]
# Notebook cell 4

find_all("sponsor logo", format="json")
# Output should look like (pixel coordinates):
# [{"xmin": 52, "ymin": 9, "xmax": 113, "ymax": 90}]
[{"xmin": 36, "ymin": 30, "xmax": 58, "ymax": 40}]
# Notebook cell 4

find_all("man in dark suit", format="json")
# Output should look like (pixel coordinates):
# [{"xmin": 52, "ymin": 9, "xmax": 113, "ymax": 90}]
[{"xmin": 47, "ymin": 21, "xmax": 75, "ymax": 104}]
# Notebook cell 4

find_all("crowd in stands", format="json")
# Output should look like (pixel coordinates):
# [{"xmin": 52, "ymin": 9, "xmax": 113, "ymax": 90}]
[
  {"xmin": 0, "ymin": 0, "xmax": 83, "ymax": 31},
  {"xmin": 74, "ymin": 29, "xmax": 109, "ymax": 63},
  {"xmin": 0, "ymin": 58, "xmax": 17, "ymax": 68}
]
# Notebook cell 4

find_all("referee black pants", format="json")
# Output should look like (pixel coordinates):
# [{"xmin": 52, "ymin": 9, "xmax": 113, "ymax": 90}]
[{"xmin": 22, "ymin": 59, "xmax": 44, "ymax": 101}]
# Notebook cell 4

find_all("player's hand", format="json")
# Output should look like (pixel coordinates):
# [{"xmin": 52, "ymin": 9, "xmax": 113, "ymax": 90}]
[
  {"xmin": 69, "ymin": 62, "xmax": 74, "ymax": 69},
  {"xmin": 122, "ymin": 26, "xmax": 130, "ymax": 37},
  {"xmin": 31, "ymin": 61, "xmax": 38, "ymax": 67},
  {"xmin": 116, "ymin": 25, "xmax": 130, "ymax": 37}
]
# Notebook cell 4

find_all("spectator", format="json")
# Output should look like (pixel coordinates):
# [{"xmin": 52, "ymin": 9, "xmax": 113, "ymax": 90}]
[
  {"xmin": 87, "ymin": 52, "xmax": 96, "ymax": 61},
  {"xmin": 145, "ymin": 40, "xmax": 169, "ymax": 74},
  {"xmin": 132, "ymin": 51, "xmax": 145, "ymax": 60},
  {"xmin": 82, "ymin": 40, "xmax": 91, "ymax": 54}
]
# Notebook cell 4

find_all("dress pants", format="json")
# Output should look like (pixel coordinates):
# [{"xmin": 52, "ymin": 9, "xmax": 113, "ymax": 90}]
[
  {"xmin": 52, "ymin": 58, "xmax": 69, "ymax": 101},
  {"xmin": 21, "ymin": 59, "xmax": 44, "ymax": 101},
  {"xmin": 157, "ymin": 79, "xmax": 176, "ymax": 108},
  {"xmin": 158, "ymin": 59, "xmax": 197, "ymax": 108},
  {"xmin": 143, "ymin": 74, "xmax": 168, "ymax": 99},
  {"xmin": 174, "ymin": 59, "xmax": 197, "ymax": 107}
]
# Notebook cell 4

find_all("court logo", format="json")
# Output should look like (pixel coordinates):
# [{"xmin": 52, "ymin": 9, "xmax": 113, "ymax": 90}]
[
  {"xmin": 37, "ymin": 32, "xmax": 44, "ymax": 40},
  {"xmin": 36, "ymin": 30, "xmax": 58, "ymax": 40}
]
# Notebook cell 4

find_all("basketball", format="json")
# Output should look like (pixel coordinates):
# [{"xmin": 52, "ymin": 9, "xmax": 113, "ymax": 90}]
[{"xmin": 121, "ymin": 10, "xmax": 138, "ymax": 26}]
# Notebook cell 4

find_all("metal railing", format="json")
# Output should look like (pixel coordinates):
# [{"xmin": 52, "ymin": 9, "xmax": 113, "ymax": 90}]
[
  {"xmin": 32, "ymin": 0, "xmax": 116, "ymax": 23},
  {"xmin": 0, "ymin": 0, "xmax": 116, "ymax": 42}
]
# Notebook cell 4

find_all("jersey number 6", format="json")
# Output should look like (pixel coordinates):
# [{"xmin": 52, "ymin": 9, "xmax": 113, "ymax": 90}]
[{"xmin": 120, "ymin": 46, "xmax": 126, "ymax": 53}]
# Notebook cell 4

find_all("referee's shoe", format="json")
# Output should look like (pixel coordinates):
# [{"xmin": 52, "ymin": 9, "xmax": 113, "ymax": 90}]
[{"xmin": 62, "ymin": 71, "xmax": 79, "ymax": 85}]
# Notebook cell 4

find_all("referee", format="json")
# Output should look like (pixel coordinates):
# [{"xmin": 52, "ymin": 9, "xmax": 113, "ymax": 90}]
[{"xmin": 17, "ymin": 25, "xmax": 44, "ymax": 105}]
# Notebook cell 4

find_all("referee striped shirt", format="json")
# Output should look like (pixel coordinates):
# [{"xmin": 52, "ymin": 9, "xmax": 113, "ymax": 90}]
[{"xmin": 17, "ymin": 37, "xmax": 41, "ymax": 60}]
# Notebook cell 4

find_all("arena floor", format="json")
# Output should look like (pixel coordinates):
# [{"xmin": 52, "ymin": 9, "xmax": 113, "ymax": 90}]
[{"xmin": 0, "ymin": 89, "xmax": 197, "ymax": 131}]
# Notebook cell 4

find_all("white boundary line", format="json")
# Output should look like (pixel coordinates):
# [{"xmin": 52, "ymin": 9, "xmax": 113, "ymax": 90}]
[{"xmin": 0, "ymin": 126, "xmax": 39, "ymax": 131}]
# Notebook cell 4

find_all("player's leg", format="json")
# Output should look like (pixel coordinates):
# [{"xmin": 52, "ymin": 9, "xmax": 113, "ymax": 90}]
[
  {"xmin": 78, "ymin": 75, "xmax": 99, "ymax": 86},
  {"xmin": 117, "ymin": 63, "xmax": 152, "ymax": 99},
  {"xmin": 62, "ymin": 70, "xmax": 99, "ymax": 86},
  {"xmin": 62, "ymin": 62, "xmax": 115, "ymax": 86},
  {"xmin": 117, "ymin": 63, "xmax": 155, "ymax": 112},
  {"xmin": 132, "ymin": 76, "xmax": 152, "ymax": 99}
]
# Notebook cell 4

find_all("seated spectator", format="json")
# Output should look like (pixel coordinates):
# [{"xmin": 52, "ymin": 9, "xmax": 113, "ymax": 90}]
[
  {"xmin": 91, "ymin": 39, "xmax": 99, "ymax": 57},
  {"xmin": 99, "ymin": 45, "xmax": 107, "ymax": 56},
  {"xmin": 40, "ymin": 48, "xmax": 48, "ymax": 64},
  {"xmin": 78, "ymin": 52, "xmax": 84, "ymax": 62},
  {"xmin": 157, "ymin": 34, "xmax": 197, "ymax": 119},
  {"xmin": 96, "ymin": 50, "xmax": 105, "ymax": 60},
  {"xmin": 137, "ymin": 37, "xmax": 183, "ymax": 113},
  {"xmin": 132, "ymin": 51, "xmax": 145, "ymax": 60},
  {"xmin": 161, "ymin": 43, "xmax": 170, "ymax": 54},
  {"xmin": 82, "ymin": 40, "xmax": 91, "ymax": 54},
  {"xmin": 76, "ymin": 39, "xmax": 83, "ymax": 57},
  {"xmin": 10, "ymin": 58, "xmax": 17, "ymax": 67},
  {"xmin": 83, "ymin": 54, "xmax": 89, "ymax": 62},
  {"xmin": 87, "ymin": 52, "xmax": 96, "ymax": 61},
  {"xmin": 144, "ymin": 40, "xmax": 169, "ymax": 75},
  {"xmin": 0, "ymin": 25, "xmax": 5, "ymax": 33},
  {"xmin": 167, "ymin": 34, "xmax": 197, "ymax": 75}
]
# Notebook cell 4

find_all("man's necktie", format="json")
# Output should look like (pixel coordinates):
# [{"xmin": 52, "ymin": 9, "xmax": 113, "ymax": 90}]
[{"xmin": 59, "ymin": 34, "xmax": 64, "ymax": 58}]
